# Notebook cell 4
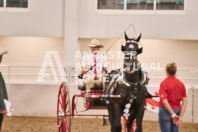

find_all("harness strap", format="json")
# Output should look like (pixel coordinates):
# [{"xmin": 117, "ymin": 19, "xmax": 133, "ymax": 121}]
[
  {"xmin": 105, "ymin": 73, "xmax": 119, "ymax": 95},
  {"xmin": 123, "ymin": 84, "xmax": 140, "ymax": 120}
]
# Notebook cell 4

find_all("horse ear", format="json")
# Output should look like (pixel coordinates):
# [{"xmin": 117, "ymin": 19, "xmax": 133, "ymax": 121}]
[
  {"xmin": 125, "ymin": 32, "xmax": 129, "ymax": 40},
  {"xmin": 136, "ymin": 33, "xmax": 141, "ymax": 42},
  {"xmin": 121, "ymin": 45, "xmax": 125, "ymax": 52}
]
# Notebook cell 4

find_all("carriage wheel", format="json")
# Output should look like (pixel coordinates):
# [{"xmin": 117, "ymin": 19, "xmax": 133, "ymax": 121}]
[{"xmin": 57, "ymin": 83, "xmax": 71, "ymax": 132}]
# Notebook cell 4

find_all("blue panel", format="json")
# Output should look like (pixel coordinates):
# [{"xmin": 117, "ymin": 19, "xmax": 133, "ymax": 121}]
[{"xmin": 147, "ymin": 0, "xmax": 160, "ymax": 4}]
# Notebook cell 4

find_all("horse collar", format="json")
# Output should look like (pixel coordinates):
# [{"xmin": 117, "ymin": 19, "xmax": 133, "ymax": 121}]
[
  {"xmin": 123, "ymin": 75, "xmax": 140, "ymax": 87},
  {"xmin": 122, "ymin": 70, "xmax": 148, "ymax": 87}
]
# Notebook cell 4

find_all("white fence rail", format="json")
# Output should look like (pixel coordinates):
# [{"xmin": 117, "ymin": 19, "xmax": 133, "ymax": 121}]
[
  {"xmin": 0, "ymin": 65, "xmax": 196, "ymax": 88},
  {"xmin": 0, "ymin": 65, "xmax": 195, "ymax": 84}
]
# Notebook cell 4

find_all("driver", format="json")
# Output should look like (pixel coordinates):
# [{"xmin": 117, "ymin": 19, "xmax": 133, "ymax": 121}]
[{"xmin": 78, "ymin": 39, "xmax": 108, "ymax": 91}]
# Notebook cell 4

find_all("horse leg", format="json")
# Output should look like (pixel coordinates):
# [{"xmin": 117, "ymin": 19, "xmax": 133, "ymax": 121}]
[
  {"xmin": 135, "ymin": 105, "xmax": 145, "ymax": 132},
  {"xmin": 127, "ymin": 116, "xmax": 135, "ymax": 132},
  {"xmin": 126, "ymin": 112, "xmax": 135, "ymax": 132},
  {"xmin": 107, "ymin": 102, "xmax": 115, "ymax": 132},
  {"xmin": 113, "ymin": 102, "xmax": 122, "ymax": 132}
]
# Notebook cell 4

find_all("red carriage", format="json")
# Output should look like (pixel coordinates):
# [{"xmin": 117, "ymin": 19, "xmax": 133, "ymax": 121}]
[{"xmin": 57, "ymin": 82, "xmax": 138, "ymax": 132}]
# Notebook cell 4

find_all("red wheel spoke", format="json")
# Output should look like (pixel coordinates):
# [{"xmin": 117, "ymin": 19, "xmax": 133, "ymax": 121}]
[
  {"xmin": 59, "ymin": 121, "xmax": 63, "ymax": 132},
  {"xmin": 61, "ymin": 92, "xmax": 65, "ymax": 102},
  {"xmin": 63, "ymin": 118, "xmax": 68, "ymax": 132},
  {"xmin": 58, "ymin": 98, "xmax": 62, "ymax": 106},
  {"xmin": 60, "ymin": 89, "xmax": 64, "ymax": 98},
  {"xmin": 66, "ymin": 116, "xmax": 70, "ymax": 122},
  {"xmin": 63, "ymin": 117, "xmax": 69, "ymax": 132},
  {"xmin": 65, "ymin": 124, "xmax": 69, "ymax": 132},
  {"xmin": 57, "ymin": 83, "xmax": 71, "ymax": 132},
  {"xmin": 58, "ymin": 98, "xmax": 65, "ymax": 112},
  {"xmin": 65, "ymin": 90, "xmax": 68, "ymax": 99},
  {"xmin": 60, "ymin": 88, "xmax": 66, "ymax": 99},
  {"xmin": 59, "ymin": 116, "xmax": 63, "ymax": 121},
  {"xmin": 65, "ymin": 110, "xmax": 70, "ymax": 115},
  {"xmin": 65, "ymin": 101, "xmax": 69, "ymax": 109},
  {"xmin": 58, "ymin": 109, "xmax": 64, "ymax": 114}
]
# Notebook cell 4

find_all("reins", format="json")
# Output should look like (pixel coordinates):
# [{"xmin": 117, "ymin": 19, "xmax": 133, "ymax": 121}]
[{"xmin": 106, "ymin": 24, "xmax": 138, "ymax": 53}]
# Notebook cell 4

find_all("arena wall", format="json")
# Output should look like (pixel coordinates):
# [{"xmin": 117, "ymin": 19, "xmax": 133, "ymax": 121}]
[
  {"xmin": 0, "ymin": 0, "xmax": 64, "ymax": 37},
  {"xmin": 0, "ymin": 36, "xmax": 64, "ymax": 66},
  {"xmin": 78, "ymin": 0, "xmax": 198, "ymax": 40},
  {"xmin": 79, "ymin": 38, "xmax": 198, "ymax": 71},
  {"xmin": 0, "ymin": 0, "xmax": 197, "ymax": 40}
]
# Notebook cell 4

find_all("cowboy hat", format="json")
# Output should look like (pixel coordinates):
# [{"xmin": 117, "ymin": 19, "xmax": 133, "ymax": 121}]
[
  {"xmin": 0, "ymin": 48, "xmax": 8, "ymax": 56},
  {"xmin": 88, "ymin": 39, "xmax": 104, "ymax": 48}
]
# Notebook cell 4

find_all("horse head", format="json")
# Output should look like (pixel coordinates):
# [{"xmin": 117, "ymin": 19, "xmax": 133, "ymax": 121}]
[{"xmin": 121, "ymin": 32, "xmax": 142, "ymax": 72}]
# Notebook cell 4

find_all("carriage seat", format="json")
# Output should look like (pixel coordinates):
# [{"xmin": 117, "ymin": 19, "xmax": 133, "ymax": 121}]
[
  {"xmin": 78, "ymin": 81, "xmax": 104, "ymax": 91},
  {"xmin": 84, "ymin": 94, "xmax": 106, "ymax": 109},
  {"xmin": 82, "ymin": 89, "xmax": 106, "ymax": 109},
  {"xmin": 80, "ymin": 89, "xmax": 104, "ymax": 96},
  {"xmin": 89, "ymin": 89, "xmax": 104, "ymax": 94}
]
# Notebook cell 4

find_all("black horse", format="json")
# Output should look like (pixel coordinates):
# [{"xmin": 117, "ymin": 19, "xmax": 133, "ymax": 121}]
[{"xmin": 105, "ymin": 33, "xmax": 149, "ymax": 132}]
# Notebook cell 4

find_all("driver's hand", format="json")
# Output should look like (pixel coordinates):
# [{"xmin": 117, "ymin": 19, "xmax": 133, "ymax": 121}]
[{"xmin": 81, "ymin": 67, "xmax": 89, "ymax": 75}]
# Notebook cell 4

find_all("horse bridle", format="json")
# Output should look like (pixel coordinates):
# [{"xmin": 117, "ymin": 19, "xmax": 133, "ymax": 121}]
[{"xmin": 122, "ymin": 41, "xmax": 146, "ymax": 120}]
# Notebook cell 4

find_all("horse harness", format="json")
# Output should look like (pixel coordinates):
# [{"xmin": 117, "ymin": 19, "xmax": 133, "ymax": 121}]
[{"xmin": 105, "ymin": 68, "xmax": 149, "ymax": 120}]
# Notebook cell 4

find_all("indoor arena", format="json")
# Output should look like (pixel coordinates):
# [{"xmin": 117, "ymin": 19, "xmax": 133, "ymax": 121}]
[{"xmin": 0, "ymin": 0, "xmax": 197, "ymax": 132}]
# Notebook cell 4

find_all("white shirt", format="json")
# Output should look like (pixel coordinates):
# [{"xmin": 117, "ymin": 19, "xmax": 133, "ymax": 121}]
[{"xmin": 81, "ymin": 52, "xmax": 108, "ymax": 79}]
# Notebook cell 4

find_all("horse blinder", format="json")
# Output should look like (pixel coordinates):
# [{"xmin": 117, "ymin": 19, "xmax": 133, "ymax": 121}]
[{"xmin": 137, "ymin": 47, "xmax": 143, "ymax": 55}]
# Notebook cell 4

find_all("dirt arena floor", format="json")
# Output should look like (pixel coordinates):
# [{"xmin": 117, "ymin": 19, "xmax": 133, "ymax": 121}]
[{"xmin": 1, "ymin": 116, "xmax": 198, "ymax": 132}]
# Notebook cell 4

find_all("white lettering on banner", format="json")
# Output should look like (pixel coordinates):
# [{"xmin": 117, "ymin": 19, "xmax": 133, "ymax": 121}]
[
  {"xmin": 37, "ymin": 51, "xmax": 67, "ymax": 83},
  {"xmin": 74, "ymin": 51, "xmax": 82, "ymax": 59},
  {"xmin": 156, "ymin": 63, "xmax": 163, "ymax": 71}
]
